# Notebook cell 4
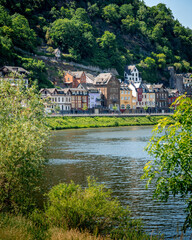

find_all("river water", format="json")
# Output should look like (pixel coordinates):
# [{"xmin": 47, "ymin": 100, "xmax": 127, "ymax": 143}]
[{"xmin": 46, "ymin": 126, "xmax": 192, "ymax": 239}]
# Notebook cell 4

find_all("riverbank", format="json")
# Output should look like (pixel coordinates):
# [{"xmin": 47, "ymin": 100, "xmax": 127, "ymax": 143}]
[
  {"xmin": 46, "ymin": 115, "xmax": 172, "ymax": 130},
  {"xmin": 0, "ymin": 213, "xmax": 161, "ymax": 240}
]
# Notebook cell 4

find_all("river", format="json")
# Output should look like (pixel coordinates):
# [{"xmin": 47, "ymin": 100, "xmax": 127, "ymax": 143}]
[{"xmin": 46, "ymin": 126, "xmax": 192, "ymax": 239}]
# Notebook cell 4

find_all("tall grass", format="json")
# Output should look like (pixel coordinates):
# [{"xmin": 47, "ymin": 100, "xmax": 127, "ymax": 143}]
[{"xmin": 46, "ymin": 116, "xmax": 168, "ymax": 130}]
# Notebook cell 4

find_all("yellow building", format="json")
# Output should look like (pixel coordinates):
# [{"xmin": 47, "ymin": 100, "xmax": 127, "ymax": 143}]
[{"xmin": 120, "ymin": 83, "xmax": 132, "ymax": 111}]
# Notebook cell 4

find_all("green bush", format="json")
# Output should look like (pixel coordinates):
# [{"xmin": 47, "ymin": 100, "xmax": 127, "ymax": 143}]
[{"xmin": 45, "ymin": 177, "xmax": 147, "ymax": 239}]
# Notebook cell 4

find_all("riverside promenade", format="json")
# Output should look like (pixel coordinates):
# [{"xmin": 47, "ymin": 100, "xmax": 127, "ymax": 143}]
[{"xmin": 48, "ymin": 113, "xmax": 173, "ymax": 117}]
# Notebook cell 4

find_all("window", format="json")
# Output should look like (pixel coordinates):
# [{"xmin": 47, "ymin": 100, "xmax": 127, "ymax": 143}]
[
  {"xmin": 62, "ymin": 97, "xmax": 64, "ymax": 102},
  {"xmin": 121, "ymin": 104, "xmax": 125, "ymax": 109},
  {"xmin": 58, "ymin": 97, "xmax": 60, "ymax": 102},
  {"xmin": 125, "ymin": 97, "xmax": 127, "ymax": 100},
  {"xmin": 66, "ymin": 97, "xmax": 68, "ymax": 102},
  {"xmin": 121, "ymin": 97, "xmax": 124, "ymax": 100},
  {"xmin": 121, "ymin": 91, "xmax": 124, "ymax": 94},
  {"xmin": 128, "ymin": 97, "xmax": 130, "ymax": 100},
  {"xmin": 125, "ymin": 91, "xmax": 127, "ymax": 94},
  {"xmin": 55, "ymin": 98, "xmax": 57, "ymax": 102}
]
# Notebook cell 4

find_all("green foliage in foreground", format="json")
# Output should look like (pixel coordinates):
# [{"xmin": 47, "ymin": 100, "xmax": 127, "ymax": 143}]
[
  {"xmin": 45, "ymin": 177, "xmax": 156, "ymax": 240},
  {"xmin": 46, "ymin": 115, "xmax": 170, "ymax": 130},
  {"xmin": 0, "ymin": 80, "xmax": 50, "ymax": 213},
  {"xmin": 142, "ymin": 95, "xmax": 192, "ymax": 229}
]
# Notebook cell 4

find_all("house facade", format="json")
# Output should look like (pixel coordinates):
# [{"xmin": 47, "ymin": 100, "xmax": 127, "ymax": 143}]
[
  {"xmin": 120, "ymin": 83, "xmax": 132, "ymax": 111},
  {"xmin": 78, "ymin": 83, "xmax": 101, "ymax": 109},
  {"xmin": 69, "ymin": 88, "xmax": 88, "ymax": 111},
  {"xmin": 94, "ymin": 73, "xmax": 120, "ymax": 111},
  {"xmin": 40, "ymin": 88, "xmax": 72, "ymax": 113},
  {"xmin": 153, "ymin": 84, "xmax": 169, "ymax": 112},
  {"xmin": 124, "ymin": 65, "xmax": 142, "ymax": 84},
  {"xmin": 63, "ymin": 71, "xmax": 86, "ymax": 88}
]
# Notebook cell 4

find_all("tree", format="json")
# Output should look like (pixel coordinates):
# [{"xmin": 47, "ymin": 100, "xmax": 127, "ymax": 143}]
[
  {"xmin": 87, "ymin": 3, "xmax": 100, "ymax": 17},
  {"xmin": 103, "ymin": 4, "xmax": 119, "ymax": 23},
  {"xmin": 119, "ymin": 4, "xmax": 133, "ymax": 19},
  {"xmin": 82, "ymin": 104, "xmax": 88, "ymax": 112},
  {"xmin": 98, "ymin": 31, "xmax": 117, "ymax": 50},
  {"xmin": 72, "ymin": 8, "xmax": 90, "ymax": 23},
  {"xmin": 143, "ymin": 105, "xmax": 148, "ymax": 113},
  {"xmin": 121, "ymin": 16, "xmax": 138, "ymax": 33},
  {"xmin": 0, "ymin": 79, "xmax": 50, "ymax": 213},
  {"xmin": 142, "ymin": 95, "xmax": 192, "ymax": 228},
  {"xmin": 11, "ymin": 13, "xmax": 36, "ymax": 50}
]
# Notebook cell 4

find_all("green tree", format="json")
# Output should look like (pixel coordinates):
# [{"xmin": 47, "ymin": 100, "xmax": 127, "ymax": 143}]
[
  {"xmin": 98, "ymin": 31, "xmax": 117, "ymax": 50},
  {"xmin": 48, "ymin": 18, "xmax": 94, "ymax": 59},
  {"xmin": 142, "ymin": 95, "xmax": 192, "ymax": 228},
  {"xmin": 72, "ymin": 8, "xmax": 90, "ymax": 23},
  {"xmin": 121, "ymin": 15, "xmax": 138, "ymax": 33},
  {"xmin": 152, "ymin": 24, "xmax": 164, "ymax": 42},
  {"xmin": 119, "ymin": 4, "xmax": 133, "ymax": 19},
  {"xmin": 87, "ymin": 3, "xmax": 100, "ymax": 17},
  {"xmin": 11, "ymin": 13, "xmax": 36, "ymax": 50},
  {"xmin": 0, "ymin": 79, "xmax": 50, "ymax": 213},
  {"xmin": 103, "ymin": 4, "xmax": 119, "ymax": 23}
]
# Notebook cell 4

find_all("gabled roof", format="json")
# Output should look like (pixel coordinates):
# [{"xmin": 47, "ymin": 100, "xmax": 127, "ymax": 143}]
[
  {"xmin": 94, "ymin": 73, "xmax": 113, "ymax": 85},
  {"xmin": 78, "ymin": 83, "xmax": 99, "ymax": 92},
  {"xmin": 0, "ymin": 66, "xmax": 29, "ymax": 75},
  {"xmin": 69, "ymin": 71, "xmax": 84, "ymax": 78},
  {"xmin": 124, "ymin": 65, "xmax": 137, "ymax": 75},
  {"xmin": 40, "ymin": 88, "xmax": 58, "ymax": 94},
  {"xmin": 152, "ymin": 84, "xmax": 164, "ymax": 89},
  {"xmin": 86, "ymin": 73, "xmax": 95, "ymax": 83},
  {"xmin": 120, "ymin": 82, "xmax": 131, "ymax": 91},
  {"xmin": 134, "ymin": 83, "xmax": 142, "ymax": 89},
  {"xmin": 40, "ymin": 88, "xmax": 72, "ymax": 95}
]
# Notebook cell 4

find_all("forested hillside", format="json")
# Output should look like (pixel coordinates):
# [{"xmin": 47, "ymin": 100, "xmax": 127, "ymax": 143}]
[{"xmin": 1, "ymin": 0, "xmax": 192, "ymax": 87}]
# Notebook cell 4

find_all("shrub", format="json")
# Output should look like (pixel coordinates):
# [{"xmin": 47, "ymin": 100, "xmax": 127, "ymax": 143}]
[
  {"xmin": 45, "ymin": 177, "xmax": 146, "ymax": 239},
  {"xmin": 0, "ymin": 79, "xmax": 50, "ymax": 213}
]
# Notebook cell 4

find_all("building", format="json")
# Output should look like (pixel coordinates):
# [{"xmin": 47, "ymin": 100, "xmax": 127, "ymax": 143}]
[
  {"xmin": 124, "ymin": 65, "xmax": 142, "ymax": 84},
  {"xmin": 0, "ymin": 66, "xmax": 29, "ymax": 88},
  {"xmin": 69, "ymin": 88, "xmax": 88, "ymax": 112},
  {"xmin": 167, "ymin": 89, "xmax": 179, "ymax": 109},
  {"xmin": 152, "ymin": 84, "xmax": 169, "ymax": 113},
  {"xmin": 53, "ymin": 48, "xmax": 61, "ymax": 59},
  {"xmin": 63, "ymin": 71, "xmax": 86, "ymax": 88},
  {"xmin": 40, "ymin": 88, "xmax": 72, "ymax": 113},
  {"xmin": 120, "ymin": 82, "xmax": 132, "ymax": 111},
  {"xmin": 94, "ymin": 73, "xmax": 120, "ymax": 111},
  {"xmin": 78, "ymin": 83, "xmax": 101, "ymax": 109}
]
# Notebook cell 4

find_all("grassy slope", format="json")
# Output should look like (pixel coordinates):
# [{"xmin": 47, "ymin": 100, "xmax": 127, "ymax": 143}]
[{"xmin": 46, "ymin": 115, "xmax": 170, "ymax": 130}]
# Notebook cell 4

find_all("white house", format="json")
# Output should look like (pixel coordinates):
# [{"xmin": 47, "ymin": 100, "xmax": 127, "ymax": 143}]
[
  {"xmin": 40, "ymin": 88, "xmax": 72, "ymax": 113},
  {"xmin": 124, "ymin": 65, "xmax": 142, "ymax": 84}
]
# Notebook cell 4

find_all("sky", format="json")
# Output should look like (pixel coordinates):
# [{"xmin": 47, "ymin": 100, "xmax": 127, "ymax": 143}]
[{"xmin": 144, "ymin": 0, "xmax": 192, "ymax": 29}]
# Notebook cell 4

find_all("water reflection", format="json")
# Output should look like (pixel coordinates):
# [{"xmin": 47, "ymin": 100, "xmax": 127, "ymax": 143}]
[{"xmin": 45, "ymin": 126, "xmax": 191, "ymax": 239}]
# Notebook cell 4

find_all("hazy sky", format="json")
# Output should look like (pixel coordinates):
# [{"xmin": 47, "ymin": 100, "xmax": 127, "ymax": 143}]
[{"xmin": 144, "ymin": 0, "xmax": 192, "ymax": 29}]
